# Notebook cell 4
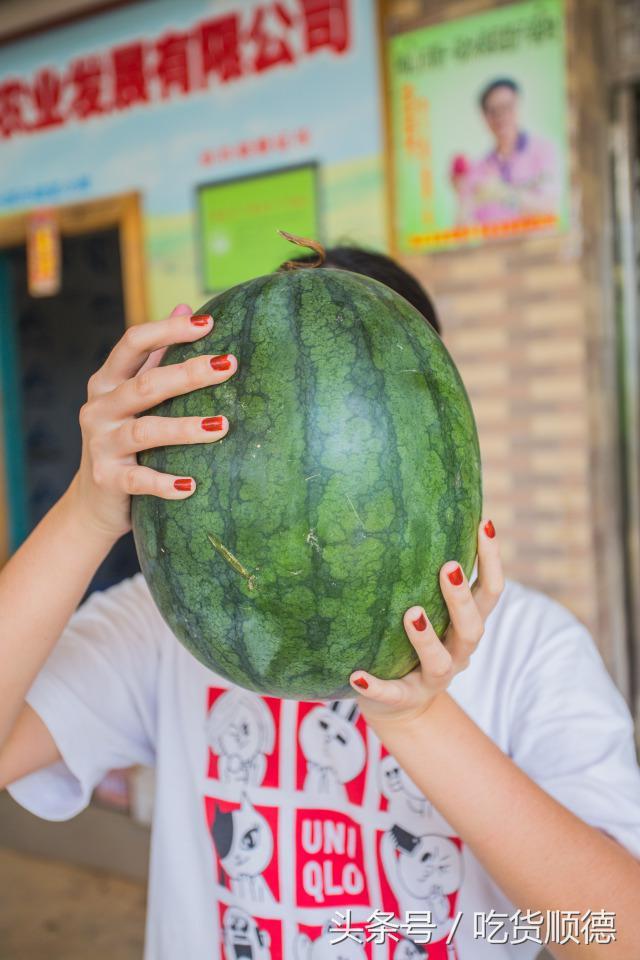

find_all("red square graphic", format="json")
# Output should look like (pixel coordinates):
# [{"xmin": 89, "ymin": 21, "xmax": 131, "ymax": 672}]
[
  {"xmin": 218, "ymin": 902, "xmax": 282, "ymax": 960},
  {"xmin": 204, "ymin": 795, "xmax": 280, "ymax": 904},
  {"xmin": 295, "ymin": 920, "xmax": 374, "ymax": 960},
  {"xmin": 376, "ymin": 827, "xmax": 463, "ymax": 949},
  {"xmin": 379, "ymin": 745, "xmax": 392, "ymax": 812},
  {"xmin": 295, "ymin": 808, "xmax": 369, "ymax": 908},
  {"xmin": 206, "ymin": 686, "xmax": 281, "ymax": 788},
  {"xmin": 295, "ymin": 700, "xmax": 367, "ymax": 804}
]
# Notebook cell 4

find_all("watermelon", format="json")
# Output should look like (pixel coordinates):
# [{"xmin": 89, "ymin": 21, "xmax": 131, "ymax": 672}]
[{"xmin": 131, "ymin": 262, "xmax": 482, "ymax": 700}]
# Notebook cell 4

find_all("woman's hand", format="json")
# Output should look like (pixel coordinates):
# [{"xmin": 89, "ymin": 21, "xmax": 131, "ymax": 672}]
[
  {"xmin": 69, "ymin": 303, "xmax": 237, "ymax": 543},
  {"xmin": 349, "ymin": 519, "xmax": 504, "ymax": 726}
]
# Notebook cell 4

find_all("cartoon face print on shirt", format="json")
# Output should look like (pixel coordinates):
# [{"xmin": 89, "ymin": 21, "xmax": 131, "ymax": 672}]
[
  {"xmin": 378, "ymin": 747, "xmax": 453, "ymax": 836},
  {"xmin": 294, "ymin": 919, "xmax": 369, "ymax": 960},
  {"xmin": 378, "ymin": 827, "xmax": 463, "ymax": 944},
  {"xmin": 390, "ymin": 830, "xmax": 462, "ymax": 906},
  {"xmin": 379, "ymin": 753, "xmax": 430, "ymax": 826},
  {"xmin": 209, "ymin": 794, "xmax": 279, "ymax": 904},
  {"xmin": 221, "ymin": 906, "xmax": 273, "ymax": 960},
  {"xmin": 297, "ymin": 701, "xmax": 367, "ymax": 803},
  {"xmin": 206, "ymin": 688, "xmax": 279, "ymax": 787}
]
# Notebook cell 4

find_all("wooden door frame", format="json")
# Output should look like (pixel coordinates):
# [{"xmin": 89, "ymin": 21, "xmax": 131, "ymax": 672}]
[{"xmin": 0, "ymin": 190, "xmax": 148, "ymax": 564}]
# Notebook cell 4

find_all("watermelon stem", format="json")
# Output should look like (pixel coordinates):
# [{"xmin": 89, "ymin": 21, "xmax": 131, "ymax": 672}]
[{"xmin": 277, "ymin": 230, "xmax": 326, "ymax": 270}]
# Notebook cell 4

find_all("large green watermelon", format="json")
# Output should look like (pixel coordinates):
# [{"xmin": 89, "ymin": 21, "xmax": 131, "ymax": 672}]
[{"xmin": 131, "ymin": 265, "xmax": 481, "ymax": 699}]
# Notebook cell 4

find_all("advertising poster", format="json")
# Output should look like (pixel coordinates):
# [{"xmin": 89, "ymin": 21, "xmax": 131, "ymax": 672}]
[{"xmin": 388, "ymin": 0, "xmax": 569, "ymax": 252}]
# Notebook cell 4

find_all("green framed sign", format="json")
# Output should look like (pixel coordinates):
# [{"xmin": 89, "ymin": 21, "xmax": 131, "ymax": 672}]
[{"xmin": 197, "ymin": 163, "xmax": 320, "ymax": 292}]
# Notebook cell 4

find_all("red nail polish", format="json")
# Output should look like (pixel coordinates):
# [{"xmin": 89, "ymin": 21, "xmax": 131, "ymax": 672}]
[
  {"xmin": 211, "ymin": 354, "xmax": 232, "ymax": 371},
  {"xmin": 484, "ymin": 520, "xmax": 496, "ymax": 539},
  {"xmin": 201, "ymin": 416, "xmax": 224, "ymax": 432},
  {"xmin": 190, "ymin": 314, "xmax": 210, "ymax": 326},
  {"xmin": 448, "ymin": 566, "xmax": 463, "ymax": 586},
  {"xmin": 353, "ymin": 677, "xmax": 368, "ymax": 690},
  {"xmin": 412, "ymin": 612, "xmax": 428, "ymax": 631},
  {"xmin": 174, "ymin": 478, "xmax": 193, "ymax": 491}
]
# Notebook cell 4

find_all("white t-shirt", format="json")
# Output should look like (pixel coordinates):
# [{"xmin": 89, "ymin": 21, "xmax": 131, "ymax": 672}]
[{"xmin": 8, "ymin": 575, "xmax": 640, "ymax": 960}]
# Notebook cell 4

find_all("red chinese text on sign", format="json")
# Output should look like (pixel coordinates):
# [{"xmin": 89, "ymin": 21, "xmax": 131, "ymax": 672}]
[
  {"xmin": 112, "ymin": 42, "xmax": 149, "ymax": 110},
  {"xmin": 198, "ymin": 14, "xmax": 244, "ymax": 85},
  {"xmin": 154, "ymin": 32, "xmax": 193, "ymax": 98},
  {"xmin": 0, "ymin": 0, "xmax": 353, "ymax": 140},
  {"xmin": 66, "ymin": 56, "xmax": 107, "ymax": 119},
  {"xmin": 31, "ymin": 69, "xmax": 65, "ymax": 130},
  {"xmin": 247, "ymin": 4, "xmax": 296, "ymax": 73},
  {"xmin": 0, "ymin": 80, "xmax": 28, "ymax": 138},
  {"xmin": 300, "ymin": 0, "xmax": 351, "ymax": 54}
]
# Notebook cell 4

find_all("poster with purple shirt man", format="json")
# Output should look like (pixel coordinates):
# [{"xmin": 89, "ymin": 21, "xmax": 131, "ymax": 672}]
[
  {"xmin": 390, "ymin": 0, "xmax": 568, "ymax": 251},
  {"xmin": 451, "ymin": 77, "xmax": 560, "ymax": 226}
]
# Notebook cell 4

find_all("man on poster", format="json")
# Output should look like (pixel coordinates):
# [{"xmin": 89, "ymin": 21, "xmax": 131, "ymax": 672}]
[{"xmin": 450, "ymin": 77, "xmax": 560, "ymax": 227}]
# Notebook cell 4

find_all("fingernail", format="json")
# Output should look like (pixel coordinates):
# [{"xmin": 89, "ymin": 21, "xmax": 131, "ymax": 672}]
[
  {"xmin": 211, "ymin": 354, "xmax": 232, "ymax": 371},
  {"xmin": 191, "ymin": 314, "xmax": 211, "ymax": 326},
  {"xmin": 174, "ymin": 478, "xmax": 193, "ymax": 491},
  {"xmin": 201, "ymin": 416, "xmax": 225, "ymax": 432},
  {"xmin": 353, "ymin": 676, "xmax": 368, "ymax": 690},
  {"xmin": 448, "ymin": 566, "xmax": 463, "ymax": 586},
  {"xmin": 412, "ymin": 612, "xmax": 428, "ymax": 631},
  {"xmin": 484, "ymin": 520, "xmax": 496, "ymax": 539}
]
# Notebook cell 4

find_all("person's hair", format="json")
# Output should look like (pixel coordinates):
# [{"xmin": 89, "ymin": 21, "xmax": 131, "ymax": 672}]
[
  {"xmin": 282, "ymin": 246, "xmax": 441, "ymax": 334},
  {"xmin": 479, "ymin": 77, "xmax": 520, "ymax": 111}
]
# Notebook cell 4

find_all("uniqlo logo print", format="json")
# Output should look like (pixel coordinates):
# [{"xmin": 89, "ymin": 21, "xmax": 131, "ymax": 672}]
[
  {"xmin": 295, "ymin": 809, "xmax": 369, "ymax": 907},
  {"xmin": 218, "ymin": 903, "xmax": 282, "ymax": 960},
  {"xmin": 205, "ymin": 796, "xmax": 280, "ymax": 904},
  {"xmin": 206, "ymin": 686, "xmax": 281, "ymax": 787},
  {"xmin": 376, "ymin": 827, "xmax": 463, "ymax": 951},
  {"xmin": 295, "ymin": 920, "xmax": 373, "ymax": 960},
  {"xmin": 296, "ymin": 700, "xmax": 367, "ymax": 804}
]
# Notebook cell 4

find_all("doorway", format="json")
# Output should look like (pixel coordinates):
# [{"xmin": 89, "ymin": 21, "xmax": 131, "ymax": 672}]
[{"xmin": 0, "ymin": 193, "xmax": 148, "ymax": 594}]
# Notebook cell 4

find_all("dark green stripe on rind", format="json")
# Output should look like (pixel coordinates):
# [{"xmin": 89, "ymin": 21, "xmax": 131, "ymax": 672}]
[{"xmin": 131, "ymin": 268, "xmax": 482, "ymax": 699}]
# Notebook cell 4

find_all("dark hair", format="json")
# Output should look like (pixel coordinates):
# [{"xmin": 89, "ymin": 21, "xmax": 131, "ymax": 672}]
[
  {"xmin": 283, "ymin": 246, "xmax": 441, "ymax": 334},
  {"xmin": 479, "ymin": 77, "xmax": 520, "ymax": 111}
]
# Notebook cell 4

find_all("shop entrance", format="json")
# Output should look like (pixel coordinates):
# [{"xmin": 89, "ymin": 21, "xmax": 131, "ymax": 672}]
[{"xmin": 0, "ymin": 193, "xmax": 148, "ymax": 594}]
